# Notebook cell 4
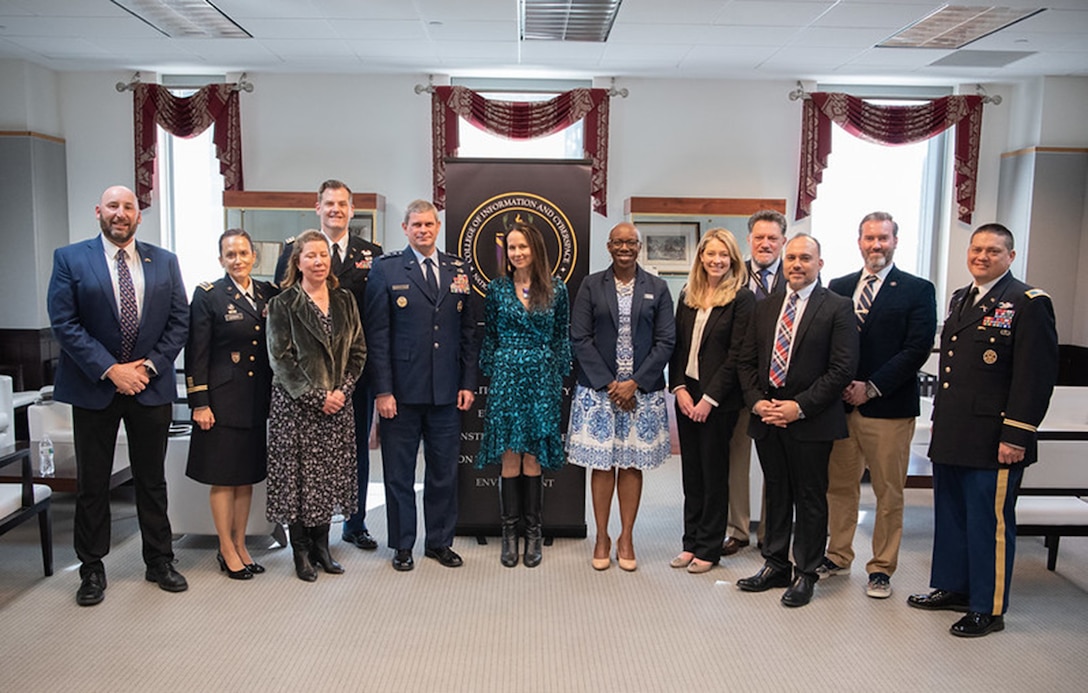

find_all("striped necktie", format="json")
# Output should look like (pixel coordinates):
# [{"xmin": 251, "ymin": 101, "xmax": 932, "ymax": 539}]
[
  {"xmin": 116, "ymin": 248, "xmax": 139, "ymax": 361},
  {"xmin": 855, "ymin": 274, "xmax": 878, "ymax": 328},
  {"xmin": 769, "ymin": 292, "xmax": 799, "ymax": 388}
]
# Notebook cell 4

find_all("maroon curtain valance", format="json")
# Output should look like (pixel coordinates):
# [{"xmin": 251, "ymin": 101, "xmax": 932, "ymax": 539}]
[
  {"xmin": 432, "ymin": 85, "xmax": 611, "ymax": 215},
  {"xmin": 133, "ymin": 83, "xmax": 243, "ymax": 210},
  {"xmin": 796, "ymin": 92, "xmax": 984, "ymax": 224}
]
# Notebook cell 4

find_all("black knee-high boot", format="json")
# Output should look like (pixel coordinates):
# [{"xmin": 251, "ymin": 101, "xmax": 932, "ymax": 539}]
[
  {"xmin": 523, "ymin": 475, "xmax": 543, "ymax": 568},
  {"xmin": 499, "ymin": 476, "xmax": 521, "ymax": 568},
  {"xmin": 289, "ymin": 523, "xmax": 318, "ymax": 582},
  {"xmin": 308, "ymin": 523, "xmax": 344, "ymax": 574}
]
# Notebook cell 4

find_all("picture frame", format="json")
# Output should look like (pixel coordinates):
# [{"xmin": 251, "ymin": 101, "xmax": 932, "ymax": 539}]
[
  {"xmin": 349, "ymin": 212, "xmax": 375, "ymax": 243},
  {"xmin": 638, "ymin": 221, "xmax": 699, "ymax": 275},
  {"xmin": 252, "ymin": 241, "xmax": 282, "ymax": 278}
]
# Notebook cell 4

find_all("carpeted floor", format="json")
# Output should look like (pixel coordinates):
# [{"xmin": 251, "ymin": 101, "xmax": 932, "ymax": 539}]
[{"xmin": 2, "ymin": 454, "xmax": 1087, "ymax": 692}]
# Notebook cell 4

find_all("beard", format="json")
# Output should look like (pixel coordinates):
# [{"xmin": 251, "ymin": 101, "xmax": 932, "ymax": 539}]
[
  {"xmin": 99, "ymin": 212, "xmax": 138, "ymax": 245},
  {"xmin": 865, "ymin": 252, "xmax": 890, "ymax": 272}
]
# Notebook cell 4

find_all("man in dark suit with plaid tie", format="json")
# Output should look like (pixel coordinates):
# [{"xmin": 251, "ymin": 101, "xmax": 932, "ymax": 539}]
[
  {"xmin": 48, "ymin": 185, "xmax": 190, "ymax": 606},
  {"xmin": 736, "ymin": 234, "xmax": 857, "ymax": 607}
]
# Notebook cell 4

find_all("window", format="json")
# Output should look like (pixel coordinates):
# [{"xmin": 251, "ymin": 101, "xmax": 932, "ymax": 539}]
[
  {"xmin": 453, "ymin": 80, "xmax": 588, "ymax": 160},
  {"xmin": 156, "ymin": 77, "xmax": 227, "ymax": 293},
  {"xmin": 809, "ymin": 89, "xmax": 950, "ymax": 283}
]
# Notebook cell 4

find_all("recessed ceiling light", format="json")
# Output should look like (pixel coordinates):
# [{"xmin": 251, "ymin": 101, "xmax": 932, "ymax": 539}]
[
  {"xmin": 878, "ymin": 6, "xmax": 1044, "ymax": 49},
  {"xmin": 110, "ymin": 0, "xmax": 250, "ymax": 39},
  {"xmin": 520, "ymin": 0, "xmax": 623, "ymax": 43}
]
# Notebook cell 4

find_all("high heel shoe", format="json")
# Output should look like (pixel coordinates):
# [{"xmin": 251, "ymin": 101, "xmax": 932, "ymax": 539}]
[
  {"xmin": 216, "ymin": 552, "xmax": 253, "ymax": 580},
  {"xmin": 592, "ymin": 536, "xmax": 612, "ymax": 571},
  {"xmin": 617, "ymin": 555, "xmax": 637, "ymax": 572},
  {"xmin": 670, "ymin": 552, "xmax": 695, "ymax": 569},
  {"xmin": 245, "ymin": 562, "xmax": 266, "ymax": 574},
  {"xmin": 687, "ymin": 558, "xmax": 715, "ymax": 574}
]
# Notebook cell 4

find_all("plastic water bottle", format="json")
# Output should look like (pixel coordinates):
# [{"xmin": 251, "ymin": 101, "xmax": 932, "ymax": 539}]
[{"xmin": 38, "ymin": 435, "xmax": 55, "ymax": 477}]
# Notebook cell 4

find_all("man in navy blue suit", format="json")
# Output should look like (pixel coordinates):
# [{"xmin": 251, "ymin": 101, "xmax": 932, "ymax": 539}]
[
  {"xmin": 48, "ymin": 185, "xmax": 189, "ymax": 606},
  {"xmin": 819, "ymin": 212, "xmax": 936, "ymax": 600},
  {"xmin": 365, "ymin": 199, "xmax": 478, "ymax": 571}
]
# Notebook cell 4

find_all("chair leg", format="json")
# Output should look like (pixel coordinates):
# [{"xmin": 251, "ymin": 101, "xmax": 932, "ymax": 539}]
[
  {"xmin": 38, "ymin": 501, "xmax": 54, "ymax": 577},
  {"xmin": 1047, "ymin": 535, "xmax": 1059, "ymax": 571}
]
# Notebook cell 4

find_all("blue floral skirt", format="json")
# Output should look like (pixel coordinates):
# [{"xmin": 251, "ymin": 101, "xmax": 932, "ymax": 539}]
[{"xmin": 566, "ymin": 384, "xmax": 671, "ymax": 470}]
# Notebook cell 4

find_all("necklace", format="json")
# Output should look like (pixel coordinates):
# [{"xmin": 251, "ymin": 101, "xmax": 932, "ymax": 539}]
[{"xmin": 521, "ymin": 286, "xmax": 530, "ymax": 298}]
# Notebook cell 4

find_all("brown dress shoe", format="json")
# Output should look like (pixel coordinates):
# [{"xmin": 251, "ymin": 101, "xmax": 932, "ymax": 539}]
[{"xmin": 721, "ymin": 536, "xmax": 749, "ymax": 556}]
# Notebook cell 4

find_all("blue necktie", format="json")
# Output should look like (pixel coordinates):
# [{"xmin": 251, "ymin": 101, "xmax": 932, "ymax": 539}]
[
  {"xmin": 424, "ymin": 257, "xmax": 439, "ymax": 297},
  {"xmin": 856, "ymin": 274, "xmax": 878, "ymax": 328}
]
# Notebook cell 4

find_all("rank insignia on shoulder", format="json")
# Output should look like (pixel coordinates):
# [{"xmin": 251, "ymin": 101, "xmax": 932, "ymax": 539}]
[
  {"xmin": 199, "ymin": 281, "xmax": 214, "ymax": 291},
  {"xmin": 1025, "ymin": 288, "xmax": 1049, "ymax": 299},
  {"xmin": 385, "ymin": 250, "xmax": 403, "ymax": 257}
]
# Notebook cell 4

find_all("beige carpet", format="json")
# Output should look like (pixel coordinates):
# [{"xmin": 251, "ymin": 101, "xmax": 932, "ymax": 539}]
[{"xmin": 2, "ymin": 455, "xmax": 1087, "ymax": 693}]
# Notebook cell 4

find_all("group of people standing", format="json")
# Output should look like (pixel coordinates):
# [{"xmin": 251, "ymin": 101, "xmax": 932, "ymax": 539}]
[{"xmin": 49, "ymin": 182, "xmax": 1059, "ymax": 639}]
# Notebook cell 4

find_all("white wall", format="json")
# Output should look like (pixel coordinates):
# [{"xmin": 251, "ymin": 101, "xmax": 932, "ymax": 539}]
[{"xmin": 0, "ymin": 64, "xmax": 1076, "ymax": 340}]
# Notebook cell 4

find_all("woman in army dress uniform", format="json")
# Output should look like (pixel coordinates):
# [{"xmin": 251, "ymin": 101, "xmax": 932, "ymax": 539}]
[
  {"xmin": 185, "ymin": 228, "xmax": 277, "ymax": 580},
  {"xmin": 478, "ymin": 222, "xmax": 570, "ymax": 568}
]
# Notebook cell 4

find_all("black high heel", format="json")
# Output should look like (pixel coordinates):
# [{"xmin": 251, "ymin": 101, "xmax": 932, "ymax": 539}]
[
  {"xmin": 216, "ymin": 552, "xmax": 253, "ymax": 580},
  {"xmin": 245, "ymin": 562, "xmax": 266, "ymax": 574}
]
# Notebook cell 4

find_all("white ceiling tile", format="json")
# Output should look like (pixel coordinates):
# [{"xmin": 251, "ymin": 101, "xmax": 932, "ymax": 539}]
[
  {"xmin": 4, "ymin": 36, "xmax": 111, "ymax": 58},
  {"xmin": 617, "ymin": 0, "xmax": 731, "ymax": 24},
  {"xmin": 330, "ymin": 20, "xmax": 428, "ymax": 41},
  {"xmin": 241, "ymin": 18, "xmax": 337, "ymax": 40},
  {"xmin": 427, "ymin": 21, "xmax": 517, "ymax": 42},
  {"xmin": 0, "ymin": 16, "xmax": 162, "ymax": 38},
  {"xmin": 997, "ymin": 8, "xmax": 1088, "ymax": 34},
  {"xmin": 308, "ymin": 0, "xmax": 420, "ymax": 20},
  {"xmin": 846, "ymin": 47, "xmax": 955, "ymax": 68},
  {"xmin": 414, "ymin": 0, "xmax": 516, "ymax": 23},
  {"xmin": 207, "ymin": 0, "xmax": 320, "ymax": 20},
  {"xmin": 790, "ymin": 26, "xmax": 896, "ymax": 47},
  {"xmin": 681, "ymin": 44, "xmax": 780, "ymax": 68},
  {"xmin": 0, "ymin": 0, "xmax": 130, "ymax": 17},
  {"xmin": 814, "ymin": 2, "xmax": 940, "ymax": 30},
  {"xmin": 760, "ymin": 45, "xmax": 869, "ymax": 67},
  {"xmin": 261, "ymin": 39, "xmax": 356, "ymax": 58},
  {"xmin": 715, "ymin": 1, "xmax": 837, "ymax": 27},
  {"xmin": 345, "ymin": 40, "xmax": 438, "ymax": 60}
]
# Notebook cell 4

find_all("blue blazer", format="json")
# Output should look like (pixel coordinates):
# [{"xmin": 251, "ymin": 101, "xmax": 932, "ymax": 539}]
[
  {"xmin": 570, "ymin": 265, "xmax": 675, "ymax": 393},
  {"xmin": 48, "ymin": 236, "xmax": 189, "ymax": 410},
  {"xmin": 365, "ymin": 248, "xmax": 479, "ymax": 406},
  {"xmin": 828, "ymin": 266, "xmax": 936, "ymax": 419}
]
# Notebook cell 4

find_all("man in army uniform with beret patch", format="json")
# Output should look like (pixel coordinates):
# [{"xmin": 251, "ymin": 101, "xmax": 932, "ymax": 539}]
[{"xmin": 908, "ymin": 223, "xmax": 1058, "ymax": 637}]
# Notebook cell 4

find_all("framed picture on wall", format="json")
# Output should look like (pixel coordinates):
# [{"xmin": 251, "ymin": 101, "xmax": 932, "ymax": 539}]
[
  {"xmin": 639, "ymin": 222, "xmax": 699, "ymax": 275},
  {"xmin": 349, "ymin": 212, "xmax": 375, "ymax": 243},
  {"xmin": 253, "ymin": 241, "xmax": 282, "ymax": 278}
]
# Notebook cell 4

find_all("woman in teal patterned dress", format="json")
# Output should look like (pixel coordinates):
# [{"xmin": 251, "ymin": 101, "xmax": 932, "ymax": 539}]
[{"xmin": 478, "ymin": 222, "xmax": 571, "ymax": 568}]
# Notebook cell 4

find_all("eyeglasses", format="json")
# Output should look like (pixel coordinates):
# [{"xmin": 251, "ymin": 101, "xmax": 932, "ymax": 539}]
[{"xmin": 608, "ymin": 239, "xmax": 641, "ymax": 248}]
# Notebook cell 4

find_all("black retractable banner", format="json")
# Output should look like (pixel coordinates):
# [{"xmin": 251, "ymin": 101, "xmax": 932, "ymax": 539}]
[{"xmin": 445, "ymin": 159, "xmax": 590, "ymax": 538}]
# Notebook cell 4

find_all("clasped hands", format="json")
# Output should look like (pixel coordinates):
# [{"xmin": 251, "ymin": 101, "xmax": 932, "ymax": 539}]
[
  {"xmin": 607, "ymin": 379, "xmax": 638, "ymax": 412},
  {"xmin": 675, "ymin": 388, "xmax": 713, "ymax": 423},
  {"xmin": 107, "ymin": 360, "xmax": 151, "ymax": 396},
  {"xmin": 754, "ymin": 398, "xmax": 801, "ymax": 427},
  {"xmin": 375, "ymin": 389, "xmax": 476, "ymax": 420}
]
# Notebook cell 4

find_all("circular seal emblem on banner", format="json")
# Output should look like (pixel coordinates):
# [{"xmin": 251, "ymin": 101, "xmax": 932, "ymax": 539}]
[{"xmin": 457, "ymin": 192, "xmax": 577, "ymax": 296}]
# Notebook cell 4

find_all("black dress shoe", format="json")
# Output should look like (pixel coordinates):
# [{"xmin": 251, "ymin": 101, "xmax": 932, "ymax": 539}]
[
  {"xmin": 721, "ymin": 537, "xmax": 749, "ymax": 557},
  {"xmin": 781, "ymin": 574, "xmax": 816, "ymax": 607},
  {"xmin": 737, "ymin": 564, "xmax": 792, "ymax": 592},
  {"xmin": 425, "ymin": 546, "xmax": 464, "ymax": 568},
  {"xmin": 907, "ymin": 589, "xmax": 970, "ymax": 612},
  {"xmin": 76, "ymin": 572, "xmax": 106, "ymax": 607},
  {"xmin": 392, "ymin": 549, "xmax": 414, "ymax": 572},
  {"xmin": 145, "ymin": 561, "xmax": 189, "ymax": 593},
  {"xmin": 216, "ymin": 552, "xmax": 253, "ymax": 581},
  {"xmin": 950, "ymin": 612, "xmax": 1005, "ymax": 638},
  {"xmin": 342, "ymin": 529, "xmax": 379, "ymax": 550}
]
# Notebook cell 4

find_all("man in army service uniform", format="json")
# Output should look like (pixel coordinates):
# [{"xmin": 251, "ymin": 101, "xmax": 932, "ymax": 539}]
[{"xmin": 908, "ymin": 223, "xmax": 1058, "ymax": 638}]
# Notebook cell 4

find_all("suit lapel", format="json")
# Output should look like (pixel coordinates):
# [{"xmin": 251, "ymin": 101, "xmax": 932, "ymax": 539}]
[
  {"xmin": 222, "ymin": 276, "xmax": 261, "ymax": 321},
  {"xmin": 700, "ymin": 305, "xmax": 725, "ymax": 350},
  {"xmin": 606, "ymin": 270, "xmax": 620, "ymax": 331},
  {"xmin": 950, "ymin": 273, "xmax": 1013, "ymax": 334},
  {"xmin": 859, "ymin": 268, "xmax": 893, "ymax": 335},
  {"xmin": 403, "ymin": 250, "xmax": 433, "ymax": 304},
  {"xmin": 292, "ymin": 285, "xmax": 330, "ymax": 345},
  {"xmin": 793, "ymin": 286, "xmax": 825, "ymax": 349},
  {"xmin": 87, "ymin": 238, "xmax": 121, "ymax": 324},
  {"xmin": 629, "ymin": 269, "xmax": 647, "ymax": 342}
]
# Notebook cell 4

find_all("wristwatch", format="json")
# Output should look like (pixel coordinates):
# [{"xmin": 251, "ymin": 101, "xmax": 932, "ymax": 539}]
[{"xmin": 865, "ymin": 381, "xmax": 879, "ymax": 400}]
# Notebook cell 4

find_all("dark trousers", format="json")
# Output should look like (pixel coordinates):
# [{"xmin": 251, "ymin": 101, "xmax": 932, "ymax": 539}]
[
  {"xmin": 931, "ymin": 462, "xmax": 1023, "ymax": 615},
  {"xmin": 380, "ymin": 402, "xmax": 460, "ymax": 551},
  {"xmin": 755, "ymin": 427, "xmax": 832, "ymax": 578},
  {"xmin": 675, "ymin": 379, "xmax": 738, "ymax": 563},
  {"xmin": 342, "ymin": 385, "xmax": 375, "ymax": 535},
  {"xmin": 72, "ymin": 395, "xmax": 173, "ymax": 575}
]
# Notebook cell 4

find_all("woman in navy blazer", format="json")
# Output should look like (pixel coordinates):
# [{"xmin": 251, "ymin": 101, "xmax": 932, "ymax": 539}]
[
  {"xmin": 668, "ymin": 229, "xmax": 755, "ymax": 574},
  {"xmin": 567, "ymin": 223, "xmax": 675, "ymax": 571}
]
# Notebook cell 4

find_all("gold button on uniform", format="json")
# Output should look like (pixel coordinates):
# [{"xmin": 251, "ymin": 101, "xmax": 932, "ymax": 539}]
[{"xmin": 942, "ymin": 382, "xmax": 949, "ymax": 389}]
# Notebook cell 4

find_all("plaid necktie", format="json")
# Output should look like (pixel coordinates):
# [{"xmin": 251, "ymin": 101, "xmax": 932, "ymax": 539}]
[
  {"xmin": 769, "ymin": 292, "xmax": 799, "ymax": 387},
  {"xmin": 855, "ymin": 274, "xmax": 878, "ymax": 328},
  {"xmin": 116, "ymin": 248, "xmax": 139, "ymax": 361}
]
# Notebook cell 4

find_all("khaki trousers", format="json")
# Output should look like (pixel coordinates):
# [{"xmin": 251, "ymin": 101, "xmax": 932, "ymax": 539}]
[
  {"xmin": 726, "ymin": 410, "xmax": 765, "ymax": 543},
  {"xmin": 825, "ymin": 410, "xmax": 915, "ymax": 576}
]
